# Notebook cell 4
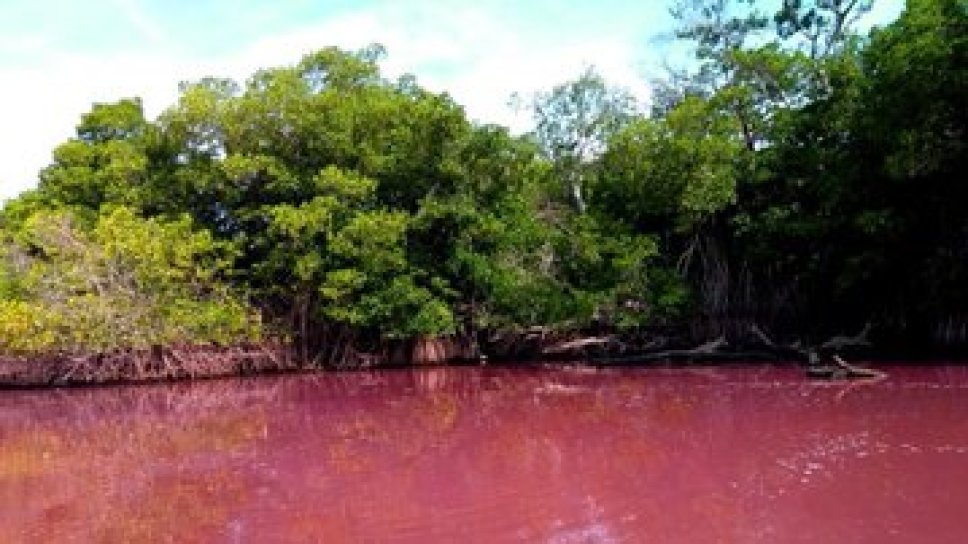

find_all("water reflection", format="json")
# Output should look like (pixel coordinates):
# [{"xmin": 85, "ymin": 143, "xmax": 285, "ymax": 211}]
[{"xmin": 2, "ymin": 365, "xmax": 968, "ymax": 542}]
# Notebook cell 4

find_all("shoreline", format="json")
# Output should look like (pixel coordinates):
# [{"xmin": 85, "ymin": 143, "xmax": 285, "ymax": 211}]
[
  {"xmin": 0, "ymin": 343, "xmax": 299, "ymax": 388},
  {"xmin": 3, "ymin": 340, "xmax": 963, "ymax": 389}
]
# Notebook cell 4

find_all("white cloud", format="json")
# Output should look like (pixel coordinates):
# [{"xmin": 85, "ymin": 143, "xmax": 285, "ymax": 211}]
[
  {"xmin": 0, "ymin": 52, "xmax": 198, "ymax": 203},
  {"xmin": 0, "ymin": 0, "xmax": 909, "ymax": 203},
  {"xmin": 0, "ymin": 3, "xmax": 649, "ymax": 203},
  {"xmin": 220, "ymin": 5, "xmax": 652, "ymax": 129}
]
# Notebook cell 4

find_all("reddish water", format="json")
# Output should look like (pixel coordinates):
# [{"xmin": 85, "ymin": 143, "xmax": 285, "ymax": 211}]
[{"xmin": 2, "ymin": 365, "xmax": 968, "ymax": 543}]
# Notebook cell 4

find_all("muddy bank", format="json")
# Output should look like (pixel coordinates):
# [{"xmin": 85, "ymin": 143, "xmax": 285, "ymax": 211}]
[
  {"xmin": 0, "ymin": 334, "xmax": 485, "ymax": 388},
  {"xmin": 0, "ymin": 343, "xmax": 300, "ymax": 388},
  {"xmin": 0, "ymin": 325, "xmax": 920, "ymax": 388}
]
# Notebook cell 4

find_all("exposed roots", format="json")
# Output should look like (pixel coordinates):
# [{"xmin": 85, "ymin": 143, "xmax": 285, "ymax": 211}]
[{"xmin": 0, "ymin": 343, "xmax": 297, "ymax": 387}]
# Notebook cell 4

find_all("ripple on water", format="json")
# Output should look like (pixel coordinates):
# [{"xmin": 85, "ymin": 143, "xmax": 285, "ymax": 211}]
[{"xmin": 1, "ymin": 365, "xmax": 968, "ymax": 542}]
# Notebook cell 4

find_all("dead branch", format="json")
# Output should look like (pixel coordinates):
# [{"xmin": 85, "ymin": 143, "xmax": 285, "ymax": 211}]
[
  {"xmin": 543, "ymin": 336, "xmax": 619, "ymax": 355},
  {"xmin": 749, "ymin": 323, "xmax": 810, "ymax": 360},
  {"xmin": 831, "ymin": 355, "xmax": 886, "ymax": 379},
  {"xmin": 627, "ymin": 334, "xmax": 730, "ymax": 362},
  {"xmin": 749, "ymin": 323, "xmax": 778, "ymax": 349},
  {"xmin": 693, "ymin": 334, "xmax": 727, "ymax": 354},
  {"xmin": 821, "ymin": 322, "xmax": 872, "ymax": 352}
]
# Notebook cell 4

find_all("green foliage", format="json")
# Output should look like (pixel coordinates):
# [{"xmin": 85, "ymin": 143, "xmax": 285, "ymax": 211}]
[
  {"xmin": 0, "ymin": 207, "xmax": 259, "ymax": 354},
  {"xmin": 528, "ymin": 68, "xmax": 638, "ymax": 213},
  {"xmin": 4, "ymin": 7, "xmax": 965, "ymax": 362},
  {"xmin": 598, "ymin": 97, "xmax": 742, "ymax": 232},
  {"xmin": 36, "ymin": 99, "xmax": 153, "ymax": 212},
  {"xmin": 774, "ymin": 0, "xmax": 873, "ymax": 57},
  {"xmin": 666, "ymin": 0, "xmax": 968, "ymax": 338}
]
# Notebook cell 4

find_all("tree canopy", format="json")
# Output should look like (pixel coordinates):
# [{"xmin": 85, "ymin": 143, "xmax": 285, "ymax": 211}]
[{"xmin": 2, "ymin": 0, "xmax": 965, "ymax": 362}]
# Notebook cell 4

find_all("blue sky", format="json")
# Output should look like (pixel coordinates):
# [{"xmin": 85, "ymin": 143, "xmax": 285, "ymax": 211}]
[{"xmin": 0, "ymin": 0, "xmax": 903, "ymax": 202}]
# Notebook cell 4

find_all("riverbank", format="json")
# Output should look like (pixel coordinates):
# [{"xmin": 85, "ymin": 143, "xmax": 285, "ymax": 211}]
[
  {"xmin": 4, "ymin": 324, "xmax": 960, "ymax": 388},
  {"xmin": 0, "ymin": 343, "xmax": 299, "ymax": 388}
]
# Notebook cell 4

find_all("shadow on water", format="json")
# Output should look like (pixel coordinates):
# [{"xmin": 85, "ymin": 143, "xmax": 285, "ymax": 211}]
[{"xmin": 2, "ymin": 364, "xmax": 968, "ymax": 542}]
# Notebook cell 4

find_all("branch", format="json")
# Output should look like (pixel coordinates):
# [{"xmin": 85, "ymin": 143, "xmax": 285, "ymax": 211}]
[
  {"xmin": 820, "ymin": 322, "xmax": 872, "ymax": 351},
  {"xmin": 750, "ymin": 323, "xmax": 778, "ymax": 348},
  {"xmin": 832, "ymin": 355, "xmax": 884, "ymax": 377},
  {"xmin": 749, "ymin": 324, "xmax": 809, "ymax": 360},
  {"xmin": 693, "ymin": 334, "xmax": 728, "ymax": 354},
  {"xmin": 543, "ymin": 336, "xmax": 619, "ymax": 355}
]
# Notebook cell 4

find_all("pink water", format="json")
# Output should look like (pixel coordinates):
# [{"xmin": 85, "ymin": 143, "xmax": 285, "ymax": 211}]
[{"xmin": 2, "ymin": 365, "xmax": 968, "ymax": 543}]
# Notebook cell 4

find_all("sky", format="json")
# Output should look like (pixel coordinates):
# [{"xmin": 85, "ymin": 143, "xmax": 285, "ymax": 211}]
[{"xmin": 0, "ymin": 0, "xmax": 904, "ymax": 203}]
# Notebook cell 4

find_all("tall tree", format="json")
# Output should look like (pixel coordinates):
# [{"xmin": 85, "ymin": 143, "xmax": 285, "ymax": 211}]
[
  {"xmin": 775, "ymin": 0, "xmax": 874, "ymax": 58},
  {"xmin": 529, "ymin": 69, "xmax": 637, "ymax": 213}
]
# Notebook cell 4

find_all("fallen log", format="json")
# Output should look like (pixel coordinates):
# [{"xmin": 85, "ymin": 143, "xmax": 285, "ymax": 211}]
[
  {"xmin": 542, "ymin": 336, "xmax": 620, "ymax": 355},
  {"xmin": 821, "ymin": 322, "xmax": 872, "ymax": 351},
  {"xmin": 583, "ymin": 335, "xmax": 731, "ymax": 365},
  {"xmin": 806, "ymin": 355, "xmax": 887, "ymax": 380},
  {"xmin": 748, "ymin": 323, "xmax": 887, "ymax": 380}
]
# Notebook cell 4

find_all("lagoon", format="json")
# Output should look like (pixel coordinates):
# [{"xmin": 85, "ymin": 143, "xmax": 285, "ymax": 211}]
[{"xmin": 2, "ymin": 365, "xmax": 967, "ymax": 542}]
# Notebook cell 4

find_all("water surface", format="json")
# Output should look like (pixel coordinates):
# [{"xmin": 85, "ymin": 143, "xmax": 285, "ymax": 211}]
[{"xmin": 2, "ymin": 365, "xmax": 967, "ymax": 542}]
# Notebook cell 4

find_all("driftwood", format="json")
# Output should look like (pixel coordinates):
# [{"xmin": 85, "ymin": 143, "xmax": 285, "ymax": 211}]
[
  {"xmin": 690, "ymin": 335, "xmax": 728, "ymax": 355},
  {"xmin": 806, "ymin": 355, "xmax": 887, "ymax": 380},
  {"xmin": 820, "ymin": 322, "xmax": 872, "ymax": 351},
  {"xmin": 637, "ymin": 334, "xmax": 730, "ymax": 360},
  {"xmin": 543, "ymin": 336, "xmax": 622, "ymax": 355},
  {"xmin": 584, "ymin": 335, "xmax": 737, "ymax": 365},
  {"xmin": 581, "ymin": 323, "xmax": 877, "ymax": 368},
  {"xmin": 750, "ymin": 323, "xmax": 885, "ymax": 380}
]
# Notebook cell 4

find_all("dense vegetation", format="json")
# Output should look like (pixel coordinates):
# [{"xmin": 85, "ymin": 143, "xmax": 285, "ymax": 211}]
[{"xmin": 1, "ymin": 0, "xmax": 965, "ymax": 365}]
